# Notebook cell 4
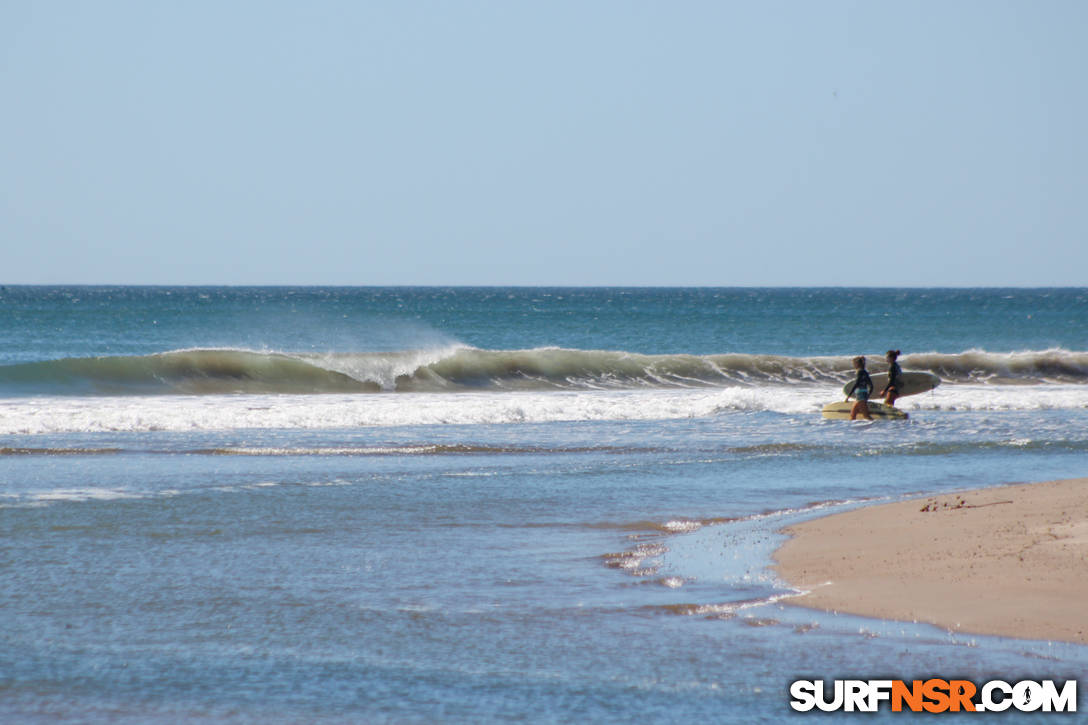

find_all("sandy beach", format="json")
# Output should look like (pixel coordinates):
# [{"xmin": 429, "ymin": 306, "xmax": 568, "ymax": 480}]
[{"xmin": 775, "ymin": 477, "xmax": 1088, "ymax": 645}]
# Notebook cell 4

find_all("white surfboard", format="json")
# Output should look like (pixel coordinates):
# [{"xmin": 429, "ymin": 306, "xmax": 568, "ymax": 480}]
[
  {"xmin": 822, "ymin": 401, "xmax": 909, "ymax": 420},
  {"xmin": 842, "ymin": 371, "xmax": 939, "ymax": 399}
]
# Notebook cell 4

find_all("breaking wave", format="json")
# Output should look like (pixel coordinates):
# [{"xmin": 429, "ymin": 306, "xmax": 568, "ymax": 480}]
[
  {"xmin": 0, "ymin": 349, "xmax": 378, "ymax": 395},
  {"xmin": 0, "ymin": 347, "xmax": 1085, "ymax": 397}
]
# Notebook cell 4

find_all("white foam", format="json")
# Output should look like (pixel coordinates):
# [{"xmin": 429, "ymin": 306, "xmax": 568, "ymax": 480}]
[
  {"xmin": 904, "ymin": 384, "xmax": 1086, "ymax": 411},
  {"xmin": 31, "ymin": 488, "xmax": 139, "ymax": 502},
  {"xmin": 663, "ymin": 520, "xmax": 703, "ymax": 534},
  {"xmin": 0, "ymin": 383, "xmax": 1085, "ymax": 434},
  {"xmin": 305, "ymin": 345, "xmax": 468, "ymax": 390},
  {"xmin": 218, "ymin": 446, "xmax": 439, "ymax": 456}
]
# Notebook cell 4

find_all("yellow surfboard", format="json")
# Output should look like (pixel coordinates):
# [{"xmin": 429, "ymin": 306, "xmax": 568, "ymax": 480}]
[{"xmin": 821, "ymin": 401, "xmax": 909, "ymax": 420}]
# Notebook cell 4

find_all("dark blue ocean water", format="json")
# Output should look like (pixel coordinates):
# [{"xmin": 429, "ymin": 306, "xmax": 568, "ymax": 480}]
[
  {"xmin": 2, "ymin": 287, "xmax": 1086, "ymax": 723},
  {"xmin": 2, "ymin": 286, "xmax": 1086, "ymax": 363}
]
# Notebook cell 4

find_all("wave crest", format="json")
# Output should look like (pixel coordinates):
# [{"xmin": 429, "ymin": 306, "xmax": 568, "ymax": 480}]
[
  {"xmin": 0, "ymin": 349, "xmax": 379, "ymax": 395},
  {"xmin": 0, "ymin": 347, "xmax": 1085, "ymax": 396}
]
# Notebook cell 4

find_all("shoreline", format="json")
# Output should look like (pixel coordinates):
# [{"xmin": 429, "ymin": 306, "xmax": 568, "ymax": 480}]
[{"xmin": 774, "ymin": 477, "xmax": 1088, "ymax": 645}]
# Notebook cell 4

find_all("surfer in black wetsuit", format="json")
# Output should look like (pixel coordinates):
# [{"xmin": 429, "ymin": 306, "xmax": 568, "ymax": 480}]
[
  {"xmin": 881, "ymin": 349, "xmax": 903, "ymax": 407},
  {"xmin": 845, "ymin": 356, "xmax": 874, "ymax": 421}
]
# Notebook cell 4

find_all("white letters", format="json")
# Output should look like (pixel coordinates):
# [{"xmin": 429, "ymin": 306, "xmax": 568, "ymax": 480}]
[
  {"xmin": 981, "ymin": 680, "xmax": 1012, "ymax": 712},
  {"xmin": 868, "ymin": 680, "xmax": 893, "ymax": 711},
  {"xmin": 844, "ymin": 680, "xmax": 868, "ymax": 712},
  {"xmin": 790, "ymin": 678, "xmax": 1077, "ymax": 713},
  {"xmin": 1040, "ymin": 680, "xmax": 1077, "ymax": 713},
  {"xmin": 789, "ymin": 680, "xmax": 816, "ymax": 712}
]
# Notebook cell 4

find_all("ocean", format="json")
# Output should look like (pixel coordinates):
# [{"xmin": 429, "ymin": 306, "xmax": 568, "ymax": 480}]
[{"xmin": 2, "ymin": 286, "xmax": 1086, "ymax": 722}]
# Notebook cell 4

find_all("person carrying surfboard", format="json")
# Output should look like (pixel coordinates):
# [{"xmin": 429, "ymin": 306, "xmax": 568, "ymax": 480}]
[
  {"xmin": 845, "ymin": 356, "xmax": 874, "ymax": 421},
  {"xmin": 881, "ymin": 349, "xmax": 903, "ymax": 407}
]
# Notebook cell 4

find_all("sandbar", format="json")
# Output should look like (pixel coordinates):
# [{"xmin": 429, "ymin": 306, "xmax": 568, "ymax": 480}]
[{"xmin": 774, "ymin": 478, "xmax": 1088, "ymax": 644}]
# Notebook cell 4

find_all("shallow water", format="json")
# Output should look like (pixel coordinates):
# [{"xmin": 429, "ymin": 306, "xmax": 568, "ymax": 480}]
[{"xmin": 2, "ymin": 287, "xmax": 1086, "ymax": 722}]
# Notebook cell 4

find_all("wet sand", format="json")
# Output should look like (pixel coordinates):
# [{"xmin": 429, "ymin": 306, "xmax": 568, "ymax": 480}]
[{"xmin": 774, "ymin": 478, "xmax": 1088, "ymax": 644}]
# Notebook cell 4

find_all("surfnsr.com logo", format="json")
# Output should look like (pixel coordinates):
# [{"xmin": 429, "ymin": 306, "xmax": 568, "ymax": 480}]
[{"xmin": 790, "ymin": 679, "xmax": 1077, "ymax": 713}]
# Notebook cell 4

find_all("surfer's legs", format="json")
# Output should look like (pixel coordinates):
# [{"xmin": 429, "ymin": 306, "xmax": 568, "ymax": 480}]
[
  {"xmin": 884, "ymin": 386, "xmax": 899, "ymax": 407},
  {"xmin": 850, "ymin": 400, "xmax": 873, "ymax": 421}
]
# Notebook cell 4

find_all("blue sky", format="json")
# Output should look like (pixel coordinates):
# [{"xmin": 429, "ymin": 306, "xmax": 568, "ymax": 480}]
[{"xmin": 2, "ymin": 1, "xmax": 1086, "ymax": 286}]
